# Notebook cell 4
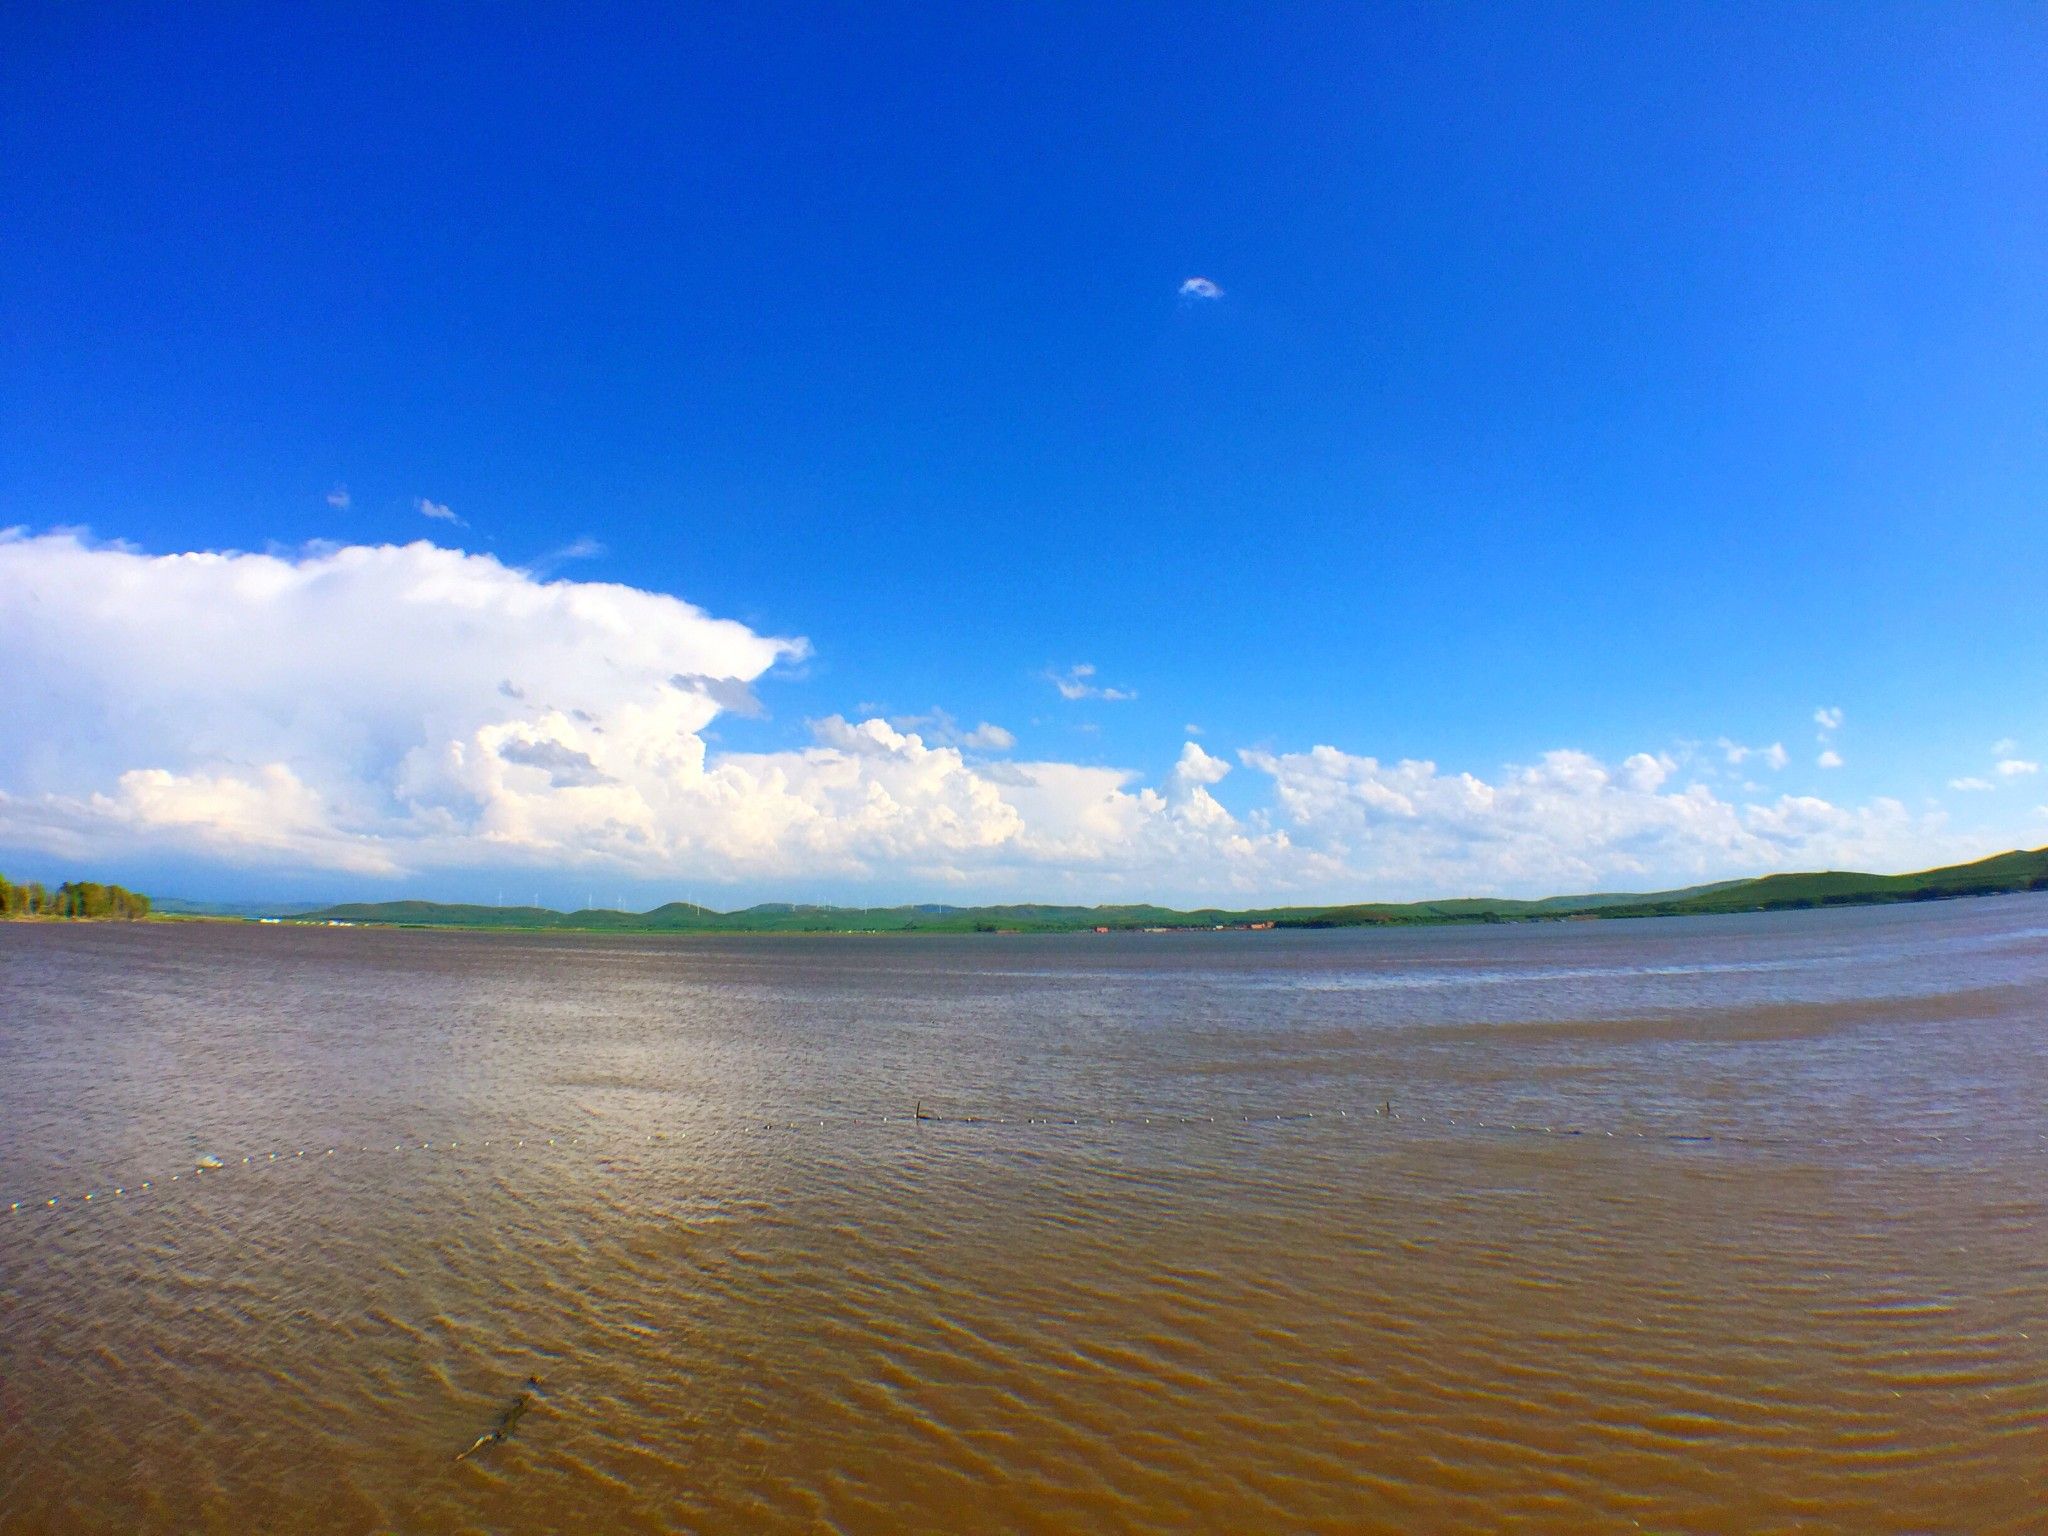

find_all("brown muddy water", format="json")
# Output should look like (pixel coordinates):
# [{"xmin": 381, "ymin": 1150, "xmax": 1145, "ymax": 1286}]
[{"xmin": 2, "ymin": 897, "xmax": 2045, "ymax": 1533}]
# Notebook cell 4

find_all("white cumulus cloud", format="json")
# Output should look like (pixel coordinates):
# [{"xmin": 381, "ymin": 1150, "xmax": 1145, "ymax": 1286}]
[
  {"xmin": 1178, "ymin": 277, "xmax": 1223, "ymax": 299},
  {"xmin": 1814, "ymin": 706, "xmax": 1844, "ymax": 733},
  {"xmin": 0, "ymin": 532, "xmax": 793, "ymax": 876},
  {"xmin": 1621, "ymin": 752, "xmax": 1677, "ymax": 792},
  {"xmin": 1242, "ymin": 745, "xmax": 1949, "ymax": 897},
  {"xmin": 1817, "ymin": 749, "xmax": 1844, "ymax": 769},
  {"xmin": 0, "ymin": 532, "xmax": 1996, "ymax": 901},
  {"xmin": 1170, "ymin": 741, "xmax": 1232, "ymax": 790},
  {"xmin": 417, "ymin": 498, "xmax": 464, "ymax": 526},
  {"xmin": 1996, "ymin": 758, "xmax": 2039, "ymax": 778}
]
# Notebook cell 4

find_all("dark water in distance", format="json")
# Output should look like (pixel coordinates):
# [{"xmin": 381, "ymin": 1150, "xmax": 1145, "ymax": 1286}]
[{"xmin": 2, "ymin": 897, "xmax": 2045, "ymax": 1533}]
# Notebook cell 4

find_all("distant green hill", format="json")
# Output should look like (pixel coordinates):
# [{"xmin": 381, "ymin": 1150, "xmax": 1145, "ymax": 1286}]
[
  {"xmin": 1582, "ymin": 846, "xmax": 2048, "ymax": 920},
  {"xmin": 287, "ymin": 898, "xmax": 1225, "ymax": 934},
  {"xmin": 153, "ymin": 896, "xmax": 329, "ymax": 918},
  {"xmin": 282, "ymin": 847, "xmax": 2047, "ymax": 934}
]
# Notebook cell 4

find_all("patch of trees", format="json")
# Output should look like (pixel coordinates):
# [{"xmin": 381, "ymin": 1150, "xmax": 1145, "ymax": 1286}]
[{"xmin": 0, "ymin": 875, "xmax": 152, "ymax": 919}]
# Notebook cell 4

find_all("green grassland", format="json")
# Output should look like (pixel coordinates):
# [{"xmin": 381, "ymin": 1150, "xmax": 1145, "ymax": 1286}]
[{"xmin": 283, "ymin": 846, "xmax": 2048, "ymax": 934}]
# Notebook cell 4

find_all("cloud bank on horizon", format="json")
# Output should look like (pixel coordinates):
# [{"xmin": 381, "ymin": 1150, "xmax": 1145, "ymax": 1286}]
[{"xmin": 0, "ymin": 531, "xmax": 2013, "ymax": 900}]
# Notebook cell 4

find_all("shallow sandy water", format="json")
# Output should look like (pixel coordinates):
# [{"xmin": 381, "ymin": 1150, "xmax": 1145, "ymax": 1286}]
[{"xmin": 2, "ymin": 897, "xmax": 2044, "ymax": 1532}]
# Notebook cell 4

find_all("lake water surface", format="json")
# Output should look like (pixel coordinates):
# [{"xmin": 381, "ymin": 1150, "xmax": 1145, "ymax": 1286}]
[{"xmin": 3, "ymin": 898, "xmax": 2045, "ymax": 1532}]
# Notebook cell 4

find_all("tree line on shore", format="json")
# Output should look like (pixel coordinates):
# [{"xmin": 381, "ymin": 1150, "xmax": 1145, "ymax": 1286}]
[{"xmin": 0, "ymin": 875, "xmax": 152, "ymax": 919}]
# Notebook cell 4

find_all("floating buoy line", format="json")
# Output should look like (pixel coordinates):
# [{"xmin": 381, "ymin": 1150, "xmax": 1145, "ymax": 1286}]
[{"xmin": 5, "ymin": 1107, "xmax": 2032, "ymax": 1229}]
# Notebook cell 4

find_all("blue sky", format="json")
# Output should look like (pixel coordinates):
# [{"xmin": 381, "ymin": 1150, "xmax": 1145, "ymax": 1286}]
[{"xmin": 3, "ymin": 5, "xmax": 2044, "ymax": 905}]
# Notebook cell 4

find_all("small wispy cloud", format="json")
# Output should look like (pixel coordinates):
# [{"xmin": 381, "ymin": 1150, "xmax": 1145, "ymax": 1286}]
[
  {"xmin": 1949, "ymin": 776, "xmax": 1995, "ymax": 792},
  {"xmin": 417, "ymin": 497, "xmax": 465, "ymax": 526},
  {"xmin": 527, "ymin": 536, "xmax": 606, "ymax": 575},
  {"xmin": 1991, "ymin": 737, "xmax": 2018, "ymax": 756},
  {"xmin": 1997, "ymin": 758, "xmax": 2040, "ymax": 778},
  {"xmin": 1184, "ymin": 723, "xmax": 1203, "ymax": 737},
  {"xmin": 1718, "ymin": 738, "xmax": 1787, "ymax": 770},
  {"xmin": 1047, "ymin": 663, "xmax": 1136, "ymax": 702},
  {"xmin": 325, "ymin": 485, "xmax": 351, "ymax": 510},
  {"xmin": 961, "ymin": 722, "xmax": 1015, "ymax": 751},
  {"xmin": 1811, "ymin": 708, "xmax": 1844, "ymax": 768},
  {"xmin": 1178, "ymin": 277, "xmax": 1223, "ymax": 300}
]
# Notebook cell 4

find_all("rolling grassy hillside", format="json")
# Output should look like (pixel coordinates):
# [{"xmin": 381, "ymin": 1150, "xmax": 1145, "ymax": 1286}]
[
  {"xmin": 1587, "ymin": 845, "xmax": 2048, "ymax": 920},
  {"xmin": 283, "ymin": 847, "xmax": 2048, "ymax": 934}
]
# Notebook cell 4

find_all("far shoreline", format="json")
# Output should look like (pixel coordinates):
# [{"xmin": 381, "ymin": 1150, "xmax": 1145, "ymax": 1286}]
[{"xmin": 8, "ymin": 846, "xmax": 2037, "ymax": 939}]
